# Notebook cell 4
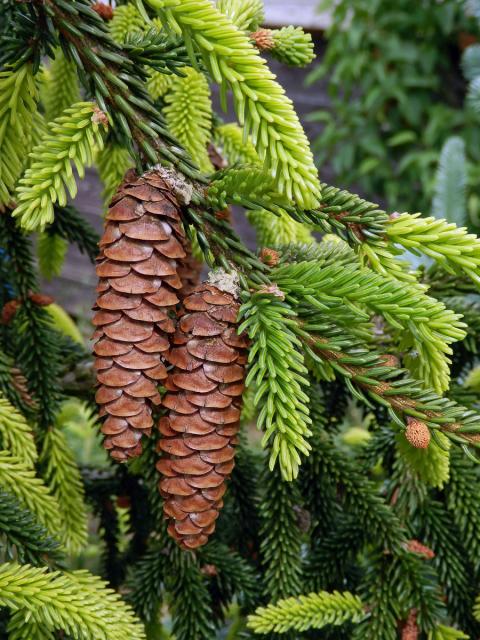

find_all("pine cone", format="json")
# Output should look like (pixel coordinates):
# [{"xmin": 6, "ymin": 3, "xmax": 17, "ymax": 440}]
[
  {"xmin": 177, "ymin": 243, "xmax": 203, "ymax": 299},
  {"xmin": 401, "ymin": 610, "xmax": 418, "ymax": 640},
  {"xmin": 93, "ymin": 169, "xmax": 186, "ymax": 462},
  {"xmin": 157, "ymin": 283, "xmax": 248, "ymax": 549}
]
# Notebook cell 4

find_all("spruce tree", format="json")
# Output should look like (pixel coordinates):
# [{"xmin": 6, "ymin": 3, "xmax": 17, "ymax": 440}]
[{"xmin": 0, "ymin": 0, "xmax": 480, "ymax": 638}]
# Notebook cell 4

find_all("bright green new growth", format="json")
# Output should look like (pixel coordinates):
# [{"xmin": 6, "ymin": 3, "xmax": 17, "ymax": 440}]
[
  {"xmin": 240, "ymin": 293, "xmax": 312, "ymax": 480},
  {"xmin": 0, "ymin": 563, "xmax": 145, "ymax": 640},
  {"xmin": 217, "ymin": 0, "xmax": 265, "ymax": 31},
  {"xmin": 40, "ymin": 429, "xmax": 88, "ymax": 554},
  {"xmin": 247, "ymin": 590, "xmax": 365, "ymax": 634},
  {"xmin": 273, "ymin": 261, "xmax": 466, "ymax": 393},
  {"xmin": 269, "ymin": 26, "xmax": 315, "ymax": 68},
  {"xmin": 42, "ymin": 50, "xmax": 81, "ymax": 122},
  {"xmin": 214, "ymin": 122, "xmax": 259, "ymax": 165},
  {"xmin": 429, "ymin": 626, "xmax": 469, "ymax": 640},
  {"xmin": 247, "ymin": 209, "xmax": 313, "ymax": 245},
  {"xmin": 146, "ymin": 0, "xmax": 321, "ymax": 208},
  {"xmin": 109, "ymin": 4, "xmax": 145, "ymax": 43},
  {"xmin": 0, "ymin": 65, "xmax": 38, "ymax": 206},
  {"xmin": 0, "ymin": 451, "xmax": 61, "ymax": 538},
  {"xmin": 164, "ymin": 67, "xmax": 213, "ymax": 172},
  {"xmin": 386, "ymin": 213, "xmax": 480, "ymax": 286},
  {"xmin": 396, "ymin": 432, "xmax": 451, "ymax": 489},
  {"xmin": 0, "ymin": 395, "xmax": 37, "ymax": 467},
  {"xmin": 38, "ymin": 233, "xmax": 68, "ymax": 280},
  {"xmin": 13, "ymin": 102, "xmax": 108, "ymax": 231}
]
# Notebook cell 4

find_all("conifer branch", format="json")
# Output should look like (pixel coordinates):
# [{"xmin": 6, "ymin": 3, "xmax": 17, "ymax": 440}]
[
  {"xmin": 247, "ymin": 590, "xmax": 365, "ymax": 634},
  {"xmin": 96, "ymin": 142, "xmax": 133, "ymax": 209},
  {"xmin": 0, "ymin": 451, "xmax": 62, "ymax": 539},
  {"xmin": 42, "ymin": 49, "xmax": 81, "ymax": 122},
  {"xmin": 396, "ymin": 431, "xmax": 451, "ymax": 488},
  {"xmin": 259, "ymin": 464, "xmax": 303, "ymax": 601},
  {"xmin": 12, "ymin": 101, "xmax": 108, "ymax": 231},
  {"xmin": 0, "ymin": 563, "xmax": 145, "ymax": 639},
  {"xmin": 110, "ymin": 4, "xmax": 145, "ymax": 43},
  {"xmin": 0, "ymin": 65, "xmax": 38, "ymax": 206},
  {"xmin": 0, "ymin": 395, "xmax": 37, "ymax": 468},
  {"xmin": 47, "ymin": 204, "xmax": 100, "ymax": 264},
  {"xmin": 145, "ymin": 0, "xmax": 321, "ymax": 208},
  {"xmin": 239, "ymin": 293, "xmax": 312, "ymax": 480},
  {"xmin": 0, "ymin": 489, "xmax": 60, "ymax": 565},
  {"xmin": 274, "ymin": 260, "xmax": 466, "ymax": 392},
  {"xmin": 386, "ymin": 213, "xmax": 480, "ymax": 287},
  {"xmin": 164, "ymin": 68, "xmax": 213, "ymax": 172},
  {"xmin": 37, "ymin": 233, "xmax": 68, "ymax": 280},
  {"xmin": 40, "ymin": 428, "xmax": 88, "ymax": 554}
]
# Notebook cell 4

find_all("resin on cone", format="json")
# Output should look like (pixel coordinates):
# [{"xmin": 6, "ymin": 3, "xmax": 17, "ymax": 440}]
[
  {"xmin": 158, "ymin": 282, "xmax": 248, "ymax": 549},
  {"xmin": 93, "ymin": 169, "xmax": 186, "ymax": 462}
]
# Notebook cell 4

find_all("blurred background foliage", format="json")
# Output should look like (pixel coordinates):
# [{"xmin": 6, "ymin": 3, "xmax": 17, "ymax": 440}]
[{"xmin": 309, "ymin": 0, "xmax": 480, "ymax": 226}]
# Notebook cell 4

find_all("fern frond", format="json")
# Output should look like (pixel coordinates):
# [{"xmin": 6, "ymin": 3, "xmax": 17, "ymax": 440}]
[
  {"xmin": 217, "ymin": 0, "xmax": 265, "ymax": 31},
  {"xmin": 239, "ymin": 293, "xmax": 311, "ymax": 480},
  {"xmin": 247, "ymin": 590, "xmax": 365, "ymax": 634},
  {"xmin": 0, "ymin": 395, "xmax": 37, "ymax": 467},
  {"xmin": 96, "ymin": 142, "xmax": 132, "ymax": 208},
  {"xmin": 109, "ymin": 3, "xmax": 145, "ymax": 43},
  {"xmin": 462, "ymin": 43, "xmax": 480, "ymax": 81},
  {"xmin": 42, "ymin": 49, "xmax": 81, "ymax": 122},
  {"xmin": 386, "ymin": 212, "xmax": 480, "ymax": 286},
  {"xmin": 433, "ymin": 137, "xmax": 467, "ymax": 227},
  {"xmin": 396, "ymin": 431, "xmax": 450, "ymax": 488},
  {"xmin": 0, "ymin": 451, "xmax": 61, "ymax": 538},
  {"xmin": 0, "ymin": 563, "xmax": 145, "ymax": 640},
  {"xmin": 12, "ymin": 102, "xmax": 108, "ymax": 231},
  {"xmin": 0, "ymin": 65, "xmax": 38, "ymax": 205},
  {"xmin": 40, "ymin": 428, "xmax": 88, "ymax": 554},
  {"xmin": 37, "ymin": 233, "xmax": 68, "ymax": 280},
  {"xmin": 147, "ymin": 0, "xmax": 320, "ymax": 208},
  {"xmin": 164, "ymin": 67, "xmax": 213, "ymax": 172}
]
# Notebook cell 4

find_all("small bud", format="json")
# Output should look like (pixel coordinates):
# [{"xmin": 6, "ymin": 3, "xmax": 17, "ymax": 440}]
[
  {"xmin": 116, "ymin": 495, "xmax": 131, "ymax": 509},
  {"xmin": 405, "ymin": 418, "xmax": 431, "ymax": 449},
  {"xmin": 389, "ymin": 211, "xmax": 401, "ymax": 220},
  {"xmin": 92, "ymin": 105, "xmax": 109, "ymax": 127},
  {"xmin": 1, "ymin": 299, "xmax": 20, "ymax": 325},
  {"xmin": 250, "ymin": 28, "xmax": 275, "ymax": 51},
  {"xmin": 92, "ymin": 2, "xmax": 114, "ymax": 20},
  {"xmin": 259, "ymin": 247, "xmax": 280, "ymax": 266},
  {"xmin": 215, "ymin": 208, "xmax": 231, "ymax": 221},
  {"xmin": 406, "ymin": 539, "xmax": 435, "ymax": 559},
  {"xmin": 29, "ymin": 293, "xmax": 54, "ymax": 306}
]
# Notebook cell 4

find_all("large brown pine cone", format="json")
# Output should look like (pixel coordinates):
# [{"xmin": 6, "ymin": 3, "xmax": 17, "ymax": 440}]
[
  {"xmin": 177, "ymin": 246, "xmax": 203, "ymax": 299},
  {"xmin": 93, "ymin": 169, "xmax": 186, "ymax": 462},
  {"xmin": 157, "ymin": 282, "xmax": 248, "ymax": 549}
]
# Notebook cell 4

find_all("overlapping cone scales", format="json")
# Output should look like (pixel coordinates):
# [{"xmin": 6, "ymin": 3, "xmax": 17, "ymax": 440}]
[
  {"xmin": 158, "ymin": 284, "xmax": 248, "ymax": 549},
  {"xmin": 93, "ymin": 169, "xmax": 186, "ymax": 462}
]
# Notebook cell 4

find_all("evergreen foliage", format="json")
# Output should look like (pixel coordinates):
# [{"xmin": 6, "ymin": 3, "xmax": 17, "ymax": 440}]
[{"xmin": 2, "ymin": 0, "xmax": 480, "ymax": 638}]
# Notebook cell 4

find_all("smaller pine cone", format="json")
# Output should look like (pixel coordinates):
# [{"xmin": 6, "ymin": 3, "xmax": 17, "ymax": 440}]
[
  {"xmin": 405, "ymin": 418, "xmax": 431, "ymax": 449},
  {"xmin": 158, "ymin": 283, "xmax": 248, "ymax": 549},
  {"xmin": 1, "ymin": 300, "xmax": 20, "ymax": 325},
  {"xmin": 406, "ymin": 539, "xmax": 435, "ymax": 559},
  {"xmin": 93, "ymin": 169, "xmax": 186, "ymax": 462},
  {"xmin": 259, "ymin": 247, "xmax": 280, "ymax": 266}
]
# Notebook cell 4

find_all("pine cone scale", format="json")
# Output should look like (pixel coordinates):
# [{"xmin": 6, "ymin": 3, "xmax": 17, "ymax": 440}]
[
  {"xmin": 158, "ymin": 283, "xmax": 247, "ymax": 549},
  {"xmin": 93, "ymin": 170, "xmax": 186, "ymax": 462}
]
